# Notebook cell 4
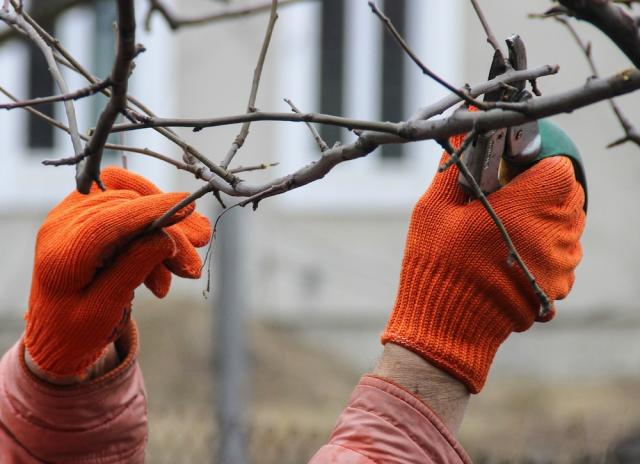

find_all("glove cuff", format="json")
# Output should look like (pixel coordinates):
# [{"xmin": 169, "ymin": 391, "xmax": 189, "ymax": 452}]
[
  {"xmin": 382, "ymin": 255, "xmax": 535, "ymax": 393},
  {"xmin": 24, "ymin": 301, "xmax": 131, "ymax": 379}
]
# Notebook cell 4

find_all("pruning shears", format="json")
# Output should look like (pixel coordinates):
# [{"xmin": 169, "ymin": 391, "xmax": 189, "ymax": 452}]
[{"xmin": 458, "ymin": 34, "xmax": 588, "ymax": 211}]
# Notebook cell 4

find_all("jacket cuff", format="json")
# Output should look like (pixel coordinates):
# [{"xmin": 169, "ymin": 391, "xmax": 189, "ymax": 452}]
[
  {"xmin": 310, "ymin": 374, "xmax": 472, "ymax": 464},
  {"xmin": 0, "ymin": 320, "xmax": 147, "ymax": 463}
]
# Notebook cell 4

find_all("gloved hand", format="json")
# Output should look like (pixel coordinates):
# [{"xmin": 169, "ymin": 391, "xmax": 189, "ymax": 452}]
[
  {"xmin": 25, "ymin": 167, "xmax": 211, "ymax": 380},
  {"xmin": 382, "ymin": 133, "xmax": 586, "ymax": 393}
]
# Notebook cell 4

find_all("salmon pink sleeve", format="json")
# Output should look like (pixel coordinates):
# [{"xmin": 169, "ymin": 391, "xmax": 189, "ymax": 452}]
[
  {"xmin": 0, "ymin": 321, "xmax": 147, "ymax": 463},
  {"xmin": 309, "ymin": 375, "xmax": 472, "ymax": 464}
]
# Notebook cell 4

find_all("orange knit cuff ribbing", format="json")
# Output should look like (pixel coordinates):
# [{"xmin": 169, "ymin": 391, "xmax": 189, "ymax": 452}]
[{"xmin": 21, "ymin": 319, "xmax": 140, "ymax": 390}]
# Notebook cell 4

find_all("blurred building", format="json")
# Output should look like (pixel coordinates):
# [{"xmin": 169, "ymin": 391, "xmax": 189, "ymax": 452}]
[{"xmin": 1, "ymin": 0, "xmax": 639, "ymax": 462}]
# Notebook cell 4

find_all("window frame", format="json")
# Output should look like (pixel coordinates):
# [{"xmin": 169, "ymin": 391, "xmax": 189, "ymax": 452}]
[
  {"xmin": 0, "ymin": 0, "xmax": 175, "ymax": 211},
  {"xmin": 274, "ymin": 0, "xmax": 463, "ymax": 213}
]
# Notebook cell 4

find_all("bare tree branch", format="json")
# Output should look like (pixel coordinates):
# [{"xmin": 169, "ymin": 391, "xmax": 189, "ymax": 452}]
[
  {"xmin": 109, "ymin": 68, "xmax": 640, "ymax": 141},
  {"xmin": 220, "ymin": 0, "xmax": 278, "ymax": 169},
  {"xmin": 368, "ymin": 1, "xmax": 488, "ymax": 110},
  {"xmin": 0, "ymin": 7, "xmax": 84, "ymax": 159},
  {"xmin": 74, "ymin": 0, "xmax": 137, "ymax": 193},
  {"xmin": 0, "ymin": 84, "xmax": 213, "ymax": 180},
  {"xmin": 228, "ymin": 162, "xmax": 279, "ymax": 174},
  {"xmin": 558, "ymin": 0, "xmax": 640, "ymax": 68},
  {"xmin": 0, "ymin": 78, "xmax": 111, "ymax": 110},
  {"xmin": 411, "ymin": 65, "xmax": 559, "ymax": 120},
  {"xmin": 110, "ymin": 111, "xmax": 403, "ymax": 135},
  {"xmin": 10, "ymin": 1, "xmax": 235, "ymax": 186},
  {"xmin": 404, "ymin": 68, "xmax": 640, "ymax": 141},
  {"xmin": 142, "ymin": 65, "xmax": 640, "ymax": 232},
  {"xmin": 438, "ymin": 130, "xmax": 477, "ymax": 172},
  {"xmin": 284, "ymin": 98, "xmax": 329, "ymax": 152},
  {"xmin": 0, "ymin": 0, "xmax": 94, "ymax": 45},
  {"xmin": 469, "ymin": 0, "xmax": 506, "ymax": 62},
  {"xmin": 145, "ymin": 0, "xmax": 304, "ymax": 31},
  {"xmin": 553, "ymin": 16, "xmax": 640, "ymax": 148}
]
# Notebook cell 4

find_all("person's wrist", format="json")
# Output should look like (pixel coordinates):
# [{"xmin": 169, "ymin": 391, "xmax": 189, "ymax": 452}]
[
  {"xmin": 24, "ymin": 342, "xmax": 120, "ymax": 386},
  {"xmin": 373, "ymin": 343, "xmax": 470, "ymax": 434},
  {"xmin": 382, "ymin": 257, "xmax": 526, "ymax": 393}
]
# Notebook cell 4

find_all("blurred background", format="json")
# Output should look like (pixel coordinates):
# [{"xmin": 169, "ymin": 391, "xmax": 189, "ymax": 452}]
[{"xmin": 1, "ymin": 0, "xmax": 640, "ymax": 462}]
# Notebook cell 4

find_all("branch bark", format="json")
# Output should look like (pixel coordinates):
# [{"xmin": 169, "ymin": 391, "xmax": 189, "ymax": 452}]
[
  {"xmin": 10, "ymin": 1, "xmax": 235, "ymax": 186},
  {"xmin": 145, "ymin": 0, "xmax": 303, "ymax": 31},
  {"xmin": 0, "ymin": 0, "xmax": 93, "ymax": 45},
  {"xmin": 110, "ymin": 111, "xmax": 403, "ymax": 135},
  {"xmin": 558, "ymin": 0, "xmax": 640, "ymax": 68},
  {"xmin": 0, "ymin": 78, "xmax": 111, "ymax": 110},
  {"xmin": 0, "ymin": 7, "xmax": 84, "ymax": 159},
  {"xmin": 75, "ymin": 0, "xmax": 137, "ymax": 193},
  {"xmin": 469, "ymin": 0, "xmax": 506, "ymax": 63},
  {"xmin": 369, "ymin": 1, "xmax": 487, "ymax": 110},
  {"xmin": 109, "ymin": 68, "xmax": 640, "ymax": 142},
  {"xmin": 147, "ymin": 65, "xmax": 640, "ymax": 228},
  {"xmin": 284, "ymin": 98, "xmax": 329, "ymax": 152},
  {"xmin": 220, "ymin": 0, "xmax": 278, "ymax": 169},
  {"xmin": 554, "ymin": 16, "xmax": 640, "ymax": 148}
]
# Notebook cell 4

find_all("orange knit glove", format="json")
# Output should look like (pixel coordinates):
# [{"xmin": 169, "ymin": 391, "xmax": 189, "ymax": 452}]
[
  {"xmin": 382, "ymin": 134, "xmax": 586, "ymax": 393},
  {"xmin": 25, "ymin": 167, "xmax": 211, "ymax": 379}
]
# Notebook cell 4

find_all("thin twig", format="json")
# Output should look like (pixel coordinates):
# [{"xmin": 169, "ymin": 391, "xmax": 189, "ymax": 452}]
[
  {"xmin": 368, "ymin": 1, "xmax": 488, "ymax": 110},
  {"xmin": 557, "ymin": 0, "xmax": 640, "ymax": 68},
  {"xmin": 145, "ymin": 0, "xmax": 303, "ymax": 31},
  {"xmin": 438, "ymin": 129, "xmax": 477, "ymax": 172},
  {"xmin": 0, "ymin": 84, "xmax": 212, "ymax": 180},
  {"xmin": 0, "ymin": 8, "xmax": 84, "ymax": 159},
  {"xmin": 75, "ymin": 0, "xmax": 137, "ymax": 193},
  {"xmin": 220, "ymin": 0, "xmax": 278, "ymax": 169},
  {"xmin": 12, "ymin": 1, "xmax": 234, "ymax": 185},
  {"xmin": 134, "ymin": 66, "xmax": 640, "ymax": 228},
  {"xmin": 469, "ymin": 0, "xmax": 506, "ymax": 62},
  {"xmin": 0, "ymin": 0, "xmax": 93, "ymax": 45},
  {"xmin": 411, "ymin": 65, "xmax": 558, "ymax": 121},
  {"xmin": 149, "ymin": 181, "xmax": 217, "ymax": 230},
  {"xmin": 0, "ymin": 78, "xmax": 111, "ymax": 110},
  {"xmin": 284, "ymin": 98, "xmax": 329, "ymax": 152},
  {"xmin": 228, "ymin": 162, "xmax": 279, "ymax": 174},
  {"xmin": 110, "ymin": 111, "xmax": 402, "ymax": 135},
  {"xmin": 440, "ymin": 139, "xmax": 552, "ymax": 316},
  {"xmin": 553, "ymin": 15, "xmax": 640, "ymax": 148}
]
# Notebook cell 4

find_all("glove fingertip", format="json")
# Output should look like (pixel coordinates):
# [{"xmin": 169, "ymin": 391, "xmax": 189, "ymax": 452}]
[
  {"xmin": 144, "ymin": 264, "xmax": 172, "ymax": 298},
  {"xmin": 180, "ymin": 213, "xmax": 212, "ymax": 247}
]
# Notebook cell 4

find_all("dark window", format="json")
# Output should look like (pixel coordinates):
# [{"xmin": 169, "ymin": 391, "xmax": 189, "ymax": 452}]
[
  {"xmin": 27, "ymin": 0, "xmax": 55, "ymax": 149},
  {"xmin": 92, "ymin": 0, "xmax": 119, "ymax": 157},
  {"xmin": 26, "ymin": 0, "xmax": 117, "ymax": 153},
  {"xmin": 92, "ymin": 0, "xmax": 116, "ymax": 120},
  {"xmin": 319, "ymin": 0, "xmax": 407, "ymax": 160},
  {"xmin": 319, "ymin": 0, "xmax": 345, "ymax": 146},
  {"xmin": 380, "ymin": 0, "xmax": 406, "ymax": 159}
]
